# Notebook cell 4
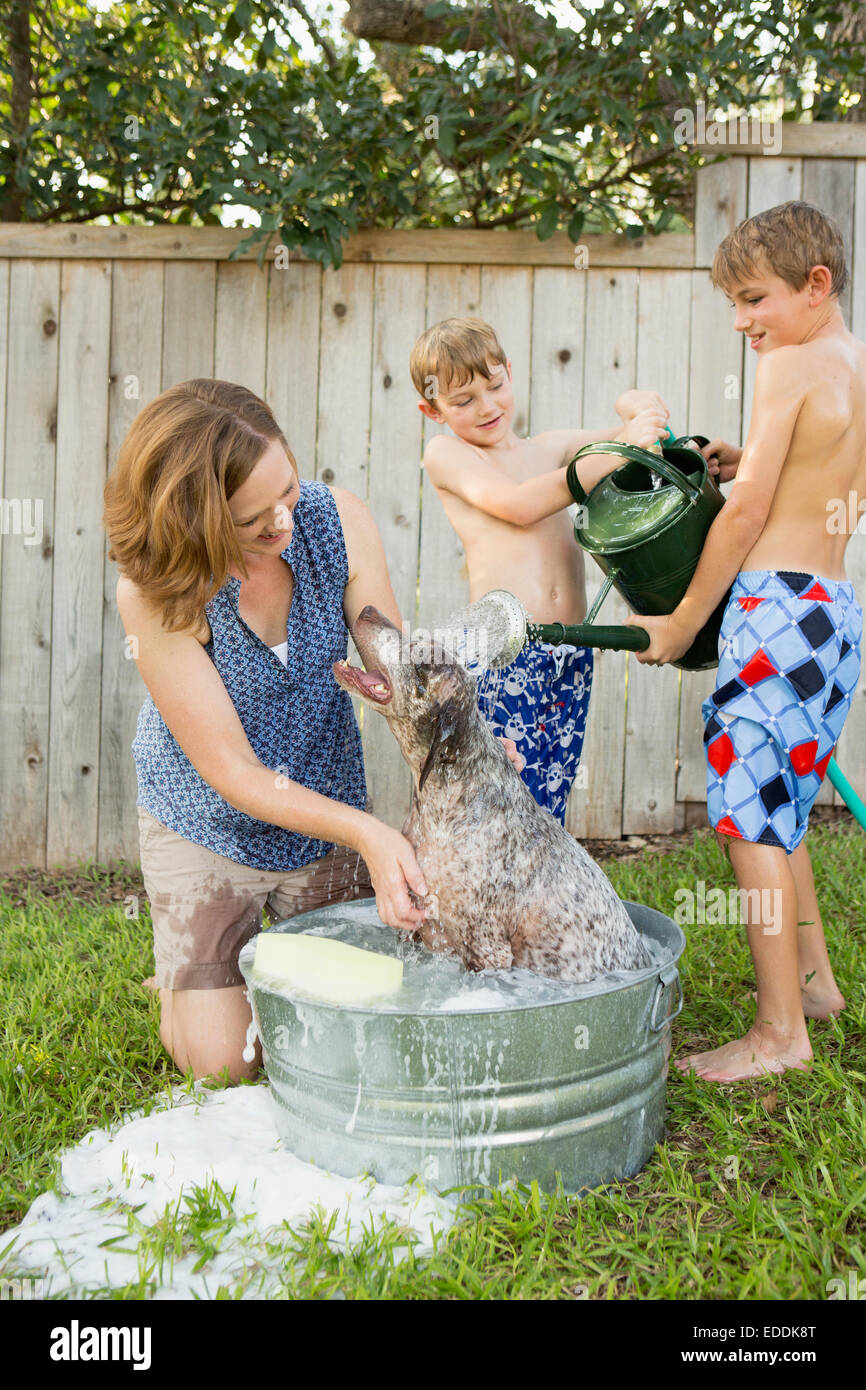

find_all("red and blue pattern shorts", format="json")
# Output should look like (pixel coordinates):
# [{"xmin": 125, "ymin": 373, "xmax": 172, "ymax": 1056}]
[{"xmin": 703, "ymin": 570, "xmax": 862, "ymax": 853}]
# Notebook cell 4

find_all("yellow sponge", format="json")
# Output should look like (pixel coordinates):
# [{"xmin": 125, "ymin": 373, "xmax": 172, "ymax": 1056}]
[{"xmin": 253, "ymin": 931, "xmax": 403, "ymax": 1004}]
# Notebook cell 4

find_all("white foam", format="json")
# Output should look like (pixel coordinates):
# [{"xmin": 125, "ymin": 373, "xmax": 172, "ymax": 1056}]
[
  {"xmin": 1, "ymin": 1084, "xmax": 454, "ymax": 1300},
  {"xmin": 242, "ymin": 898, "xmax": 669, "ymax": 1015},
  {"xmin": 437, "ymin": 987, "xmax": 513, "ymax": 1012}
]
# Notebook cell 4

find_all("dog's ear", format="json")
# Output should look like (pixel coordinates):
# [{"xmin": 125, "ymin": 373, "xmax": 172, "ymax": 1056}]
[{"xmin": 418, "ymin": 696, "xmax": 463, "ymax": 793}]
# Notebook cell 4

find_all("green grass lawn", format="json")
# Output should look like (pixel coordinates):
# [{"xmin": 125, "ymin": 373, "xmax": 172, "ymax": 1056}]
[{"xmin": 1, "ymin": 821, "xmax": 864, "ymax": 1299}]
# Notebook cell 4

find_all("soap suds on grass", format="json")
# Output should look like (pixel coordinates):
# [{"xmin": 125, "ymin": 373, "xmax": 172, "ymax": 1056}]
[{"xmin": 1, "ymin": 1084, "xmax": 454, "ymax": 1300}]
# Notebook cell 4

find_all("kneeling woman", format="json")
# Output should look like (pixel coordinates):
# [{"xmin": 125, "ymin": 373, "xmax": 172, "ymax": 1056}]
[{"xmin": 104, "ymin": 379, "xmax": 429, "ymax": 1084}]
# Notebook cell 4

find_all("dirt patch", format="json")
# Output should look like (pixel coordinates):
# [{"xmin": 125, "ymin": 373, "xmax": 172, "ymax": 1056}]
[
  {"xmin": 0, "ymin": 861, "xmax": 145, "ymax": 910},
  {"xmin": 582, "ymin": 803, "xmax": 853, "ymax": 862}
]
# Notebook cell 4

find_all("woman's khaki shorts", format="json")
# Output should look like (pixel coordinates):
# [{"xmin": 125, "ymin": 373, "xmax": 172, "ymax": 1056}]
[{"xmin": 137, "ymin": 806, "xmax": 375, "ymax": 990}]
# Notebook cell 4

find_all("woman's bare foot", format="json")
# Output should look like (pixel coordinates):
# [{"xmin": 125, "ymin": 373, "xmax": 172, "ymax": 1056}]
[{"xmin": 675, "ymin": 1026, "xmax": 812, "ymax": 1082}]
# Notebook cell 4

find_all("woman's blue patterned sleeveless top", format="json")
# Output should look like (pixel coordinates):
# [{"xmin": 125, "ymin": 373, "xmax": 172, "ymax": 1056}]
[{"xmin": 132, "ymin": 481, "xmax": 367, "ymax": 870}]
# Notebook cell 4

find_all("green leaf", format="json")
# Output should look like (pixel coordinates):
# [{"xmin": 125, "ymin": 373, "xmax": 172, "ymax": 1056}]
[
  {"xmin": 536, "ymin": 200, "xmax": 560, "ymax": 240},
  {"xmin": 567, "ymin": 210, "xmax": 585, "ymax": 241}
]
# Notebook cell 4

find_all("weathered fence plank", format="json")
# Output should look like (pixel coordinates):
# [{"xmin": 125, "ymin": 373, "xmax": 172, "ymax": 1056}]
[
  {"xmin": 676, "ymin": 161, "xmax": 748, "ymax": 810},
  {"xmin": 46, "ymin": 261, "xmax": 112, "ymax": 864},
  {"xmin": 528, "ymin": 266, "xmax": 589, "ymax": 828},
  {"xmin": 622, "ymin": 268, "xmax": 693, "ymax": 835},
  {"xmin": 0, "ymin": 224, "xmax": 697, "ymax": 268},
  {"xmin": 316, "ymin": 265, "xmax": 374, "ymax": 495},
  {"xmin": 568, "ymin": 268, "xmax": 638, "ymax": 840},
  {"xmin": 417, "ymin": 265, "xmax": 481, "ymax": 630},
  {"xmin": 162, "ymin": 261, "xmax": 216, "ymax": 386},
  {"xmin": 266, "ymin": 261, "xmax": 322, "ymax": 475},
  {"xmin": 0, "ymin": 261, "xmax": 60, "ymax": 869},
  {"xmin": 363, "ymin": 265, "xmax": 427, "ymax": 827},
  {"xmin": 214, "ymin": 260, "xmax": 268, "ymax": 396},
  {"xmin": 98, "ymin": 262, "xmax": 165, "ymax": 863}
]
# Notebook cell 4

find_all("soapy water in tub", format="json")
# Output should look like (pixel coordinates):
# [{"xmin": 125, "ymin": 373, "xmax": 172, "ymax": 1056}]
[{"xmin": 240, "ymin": 897, "xmax": 668, "ymax": 1014}]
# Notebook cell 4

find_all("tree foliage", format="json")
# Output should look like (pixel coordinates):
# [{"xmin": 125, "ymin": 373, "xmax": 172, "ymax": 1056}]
[{"xmin": 1, "ymin": 1, "xmax": 863, "ymax": 267}]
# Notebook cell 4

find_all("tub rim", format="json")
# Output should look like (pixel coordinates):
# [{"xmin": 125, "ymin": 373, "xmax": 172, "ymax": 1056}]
[{"xmin": 239, "ymin": 898, "xmax": 686, "ymax": 1020}]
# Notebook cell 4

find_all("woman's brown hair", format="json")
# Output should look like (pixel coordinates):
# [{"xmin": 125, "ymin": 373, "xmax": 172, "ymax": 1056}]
[{"xmin": 104, "ymin": 379, "xmax": 295, "ymax": 632}]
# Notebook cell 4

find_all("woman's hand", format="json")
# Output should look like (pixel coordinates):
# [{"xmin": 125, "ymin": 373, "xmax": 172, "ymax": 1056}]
[
  {"xmin": 702, "ymin": 437, "xmax": 742, "ymax": 484},
  {"xmin": 356, "ymin": 821, "xmax": 430, "ymax": 931}
]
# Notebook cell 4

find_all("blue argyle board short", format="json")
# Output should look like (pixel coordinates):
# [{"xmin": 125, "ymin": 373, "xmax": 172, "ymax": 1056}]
[
  {"xmin": 702, "ymin": 570, "xmax": 862, "ymax": 853},
  {"xmin": 476, "ymin": 643, "xmax": 594, "ymax": 824}
]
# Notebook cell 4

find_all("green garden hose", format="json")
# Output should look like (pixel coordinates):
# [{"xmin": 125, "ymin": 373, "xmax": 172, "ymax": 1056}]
[{"xmin": 827, "ymin": 758, "xmax": 866, "ymax": 831}]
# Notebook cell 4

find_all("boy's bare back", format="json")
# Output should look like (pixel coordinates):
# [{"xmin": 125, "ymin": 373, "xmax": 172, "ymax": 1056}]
[{"xmin": 740, "ymin": 330, "xmax": 866, "ymax": 579}]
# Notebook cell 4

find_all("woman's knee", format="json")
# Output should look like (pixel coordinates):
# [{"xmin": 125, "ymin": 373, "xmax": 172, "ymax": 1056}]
[
  {"xmin": 159, "ymin": 985, "xmax": 262, "ymax": 1084},
  {"xmin": 188, "ymin": 1046, "xmax": 262, "ymax": 1085}
]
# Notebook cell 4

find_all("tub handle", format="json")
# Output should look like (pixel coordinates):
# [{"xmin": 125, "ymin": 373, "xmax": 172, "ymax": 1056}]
[{"xmin": 649, "ymin": 965, "xmax": 683, "ymax": 1032}]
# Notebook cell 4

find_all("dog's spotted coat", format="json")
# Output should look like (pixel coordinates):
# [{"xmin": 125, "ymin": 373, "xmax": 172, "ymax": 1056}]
[{"xmin": 335, "ymin": 609, "xmax": 652, "ymax": 984}]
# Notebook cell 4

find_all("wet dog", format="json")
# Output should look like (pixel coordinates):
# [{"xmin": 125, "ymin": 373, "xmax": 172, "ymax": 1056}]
[{"xmin": 333, "ymin": 608, "xmax": 652, "ymax": 983}]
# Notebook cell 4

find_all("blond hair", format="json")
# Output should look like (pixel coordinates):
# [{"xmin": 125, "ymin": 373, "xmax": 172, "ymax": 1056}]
[
  {"xmin": 103, "ymin": 379, "xmax": 295, "ymax": 632},
  {"xmin": 409, "ymin": 317, "xmax": 508, "ymax": 403},
  {"xmin": 712, "ymin": 200, "xmax": 849, "ymax": 299}
]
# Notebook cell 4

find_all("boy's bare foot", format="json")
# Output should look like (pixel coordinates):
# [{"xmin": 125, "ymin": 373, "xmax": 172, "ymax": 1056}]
[
  {"xmin": 675, "ymin": 1026, "xmax": 812, "ymax": 1082},
  {"xmin": 746, "ymin": 983, "xmax": 846, "ymax": 1019},
  {"xmin": 801, "ymin": 984, "xmax": 846, "ymax": 1019}
]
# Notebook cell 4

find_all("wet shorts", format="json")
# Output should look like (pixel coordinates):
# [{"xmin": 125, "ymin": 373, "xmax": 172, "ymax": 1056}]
[
  {"xmin": 138, "ymin": 806, "xmax": 374, "ymax": 990},
  {"xmin": 703, "ymin": 570, "xmax": 862, "ymax": 853},
  {"xmin": 476, "ymin": 642, "xmax": 594, "ymax": 824}
]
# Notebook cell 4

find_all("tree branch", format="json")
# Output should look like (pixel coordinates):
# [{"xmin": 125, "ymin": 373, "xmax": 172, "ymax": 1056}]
[
  {"xmin": 2, "ymin": 0, "xmax": 33, "ymax": 221},
  {"xmin": 342, "ymin": 0, "xmax": 548, "ymax": 52},
  {"xmin": 287, "ymin": 0, "xmax": 338, "ymax": 69}
]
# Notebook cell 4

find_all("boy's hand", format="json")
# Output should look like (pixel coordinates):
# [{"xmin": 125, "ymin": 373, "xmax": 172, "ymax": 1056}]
[
  {"xmin": 498, "ymin": 736, "xmax": 525, "ymax": 773},
  {"xmin": 702, "ymin": 438, "xmax": 742, "ymax": 483},
  {"xmin": 621, "ymin": 406, "xmax": 670, "ymax": 450},
  {"xmin": 628, "ymin": 611, "xmax": 696, "ymax": 665},
  {"xmin": 615, "ymin": 390, "xmax": 669, "ymax": 423}
]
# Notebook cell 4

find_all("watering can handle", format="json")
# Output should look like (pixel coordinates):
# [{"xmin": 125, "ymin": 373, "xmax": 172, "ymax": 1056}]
[{"xmin": 566, "ymin": 441, "xmax": 703, "ymax": 507}]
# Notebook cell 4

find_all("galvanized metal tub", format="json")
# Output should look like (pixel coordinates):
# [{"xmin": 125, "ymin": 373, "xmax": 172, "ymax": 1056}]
[{"xmin": 239, "ymin": 899, "xmax": 685, "ymax": 1195}]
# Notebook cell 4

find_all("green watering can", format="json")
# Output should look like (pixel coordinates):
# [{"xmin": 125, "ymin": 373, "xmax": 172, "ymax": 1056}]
[
  {"xmin": 450, "ymin": 433, "xmax": 728, "ymax": 672},
  {"xmin": 561, "ymin": 430, "xmax": 729, "ymax": 671},
  {"xmin": 452, "ymin": 430, "xmax": 727, "ymax": 672}
]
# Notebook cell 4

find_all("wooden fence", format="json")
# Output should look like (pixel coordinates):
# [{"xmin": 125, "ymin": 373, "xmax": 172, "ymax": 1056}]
[{"xmin": 1, "ymin": 124, "xmax": 865, "ymax": 868}]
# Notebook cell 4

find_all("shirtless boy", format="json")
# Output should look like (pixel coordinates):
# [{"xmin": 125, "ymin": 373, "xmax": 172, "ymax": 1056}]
[
  {"xmin": 633, "ymin": 201, "xmax": 865, "ymax": 1082},
  {"xmin": 410, "ymin": 316, "xmax": 668, "ymax": 823}
]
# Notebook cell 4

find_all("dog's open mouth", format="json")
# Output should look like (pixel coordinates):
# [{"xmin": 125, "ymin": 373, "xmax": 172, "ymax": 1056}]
[{"xmin": 332, "ymin": 659, "xmax": 392, "ymax": 705}]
